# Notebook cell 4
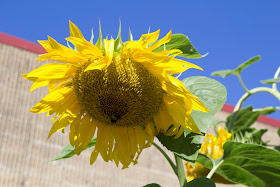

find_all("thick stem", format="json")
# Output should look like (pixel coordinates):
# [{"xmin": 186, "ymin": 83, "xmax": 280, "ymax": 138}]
[
  {"xmin": 206, "ymin": 160, "xmax": 224, "ymax": 179},
  {"xmin": 153, "ymin": 142, "xmax": 178, "ymax": 176},
  {"xmin": 234, "ymin": 87, "xmax": 280, "ymax": 112},
  {"xmin": 174, "ymin": 155, "xmax": 187, "ymax": 187}
]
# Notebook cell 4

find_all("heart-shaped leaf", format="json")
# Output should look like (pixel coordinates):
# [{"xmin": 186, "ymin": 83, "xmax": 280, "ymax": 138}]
[
  {"xmin": 157, "ymin": 76, "xmax": 226, "ymax": 167},
  {"xmin": 153, "ymin": 34, "xmax": 207, "ymax": 59}
]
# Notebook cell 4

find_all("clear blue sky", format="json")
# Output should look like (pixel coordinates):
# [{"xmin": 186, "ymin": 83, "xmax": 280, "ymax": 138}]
[{"xmin": 1, "ymin": 0, "xmax": 279, "ymax": 119}]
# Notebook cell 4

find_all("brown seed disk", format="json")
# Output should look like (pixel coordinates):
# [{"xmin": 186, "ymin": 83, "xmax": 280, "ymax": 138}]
[{"xmin": 73, "ymin": 59, "xmax": 163, "ymax": 127}]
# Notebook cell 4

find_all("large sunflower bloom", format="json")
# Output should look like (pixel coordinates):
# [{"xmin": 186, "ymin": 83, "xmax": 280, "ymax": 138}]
[{"xmin": 23, "ymin": 21, "xmax": 209, "ymax": 168}]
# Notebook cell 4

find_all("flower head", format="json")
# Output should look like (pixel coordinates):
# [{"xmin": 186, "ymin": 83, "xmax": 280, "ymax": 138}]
[
  {"xmin": 23, "ymin": 21, "xmax": 208, "ymax": 168},
  {"xmin": 185, "ymin": 126, "xmax": 232, "ymax": 182}
]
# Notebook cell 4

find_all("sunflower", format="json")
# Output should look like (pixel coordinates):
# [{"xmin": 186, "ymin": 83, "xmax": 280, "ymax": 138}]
[
  {"xmin": 185, "ymin": 126, "xmax": 232, "ymax": 183},
  {"xmin": 23, "ymin": 21, "xmax": 209, "ymax": 168}
]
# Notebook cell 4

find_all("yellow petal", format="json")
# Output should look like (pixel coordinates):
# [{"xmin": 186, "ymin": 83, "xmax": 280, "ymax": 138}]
[
  {"xmin": 163, "ymin": 94, "xmax": 201, "ymax": 134},
  {"xmin": 147, "ymin": 30, "xmax": 172, "ymax": 51},
  {"xmin": 155, "ymin": 59, "xmax": 203, "ymax": 74},
  {"xmin": 138, "ymin": 29, "xmax": 160, "ymax": 48},
  {"xmin": 30, "ymin": 81, "xmax": 49, "ymax": 92},
  {"xmin": 30, "ymin": 87, "xmax": 73, "ymax": 113},
  {"xmin": 90, "ymin": 149, "xmax": 99, "ymax": 165},
  {"xmin": 50, "ymin": 80, "xmax": 72, "ymax": 93},
  {"xmin": 38, "ymin": 37, "xmax": 86, "ymax": 64},
  {"xmin": 187, "ymin": 97, "xmax": 209, "ymax": 113},
  {"xmin": 69, "ymin": 112, "xmax": 82, "ymax": 146},
  {"xmin": 131, "ymin": 48, "xmax": 172, "ymax": 65},
  {"xmin": 25, "ymin": 63, "xmax": 77, "ymax": 83},
  {"xmin": 66, "ymin": 36, "xmax": 103, "ymax": 59},
  {"xmin": 74, "ymin": 114, "xmax": 97, "ymax": 155},
  {"xmin": 103, "ymin": 38, "xmax": 114, "ymax": 67},
  {"xmin": 84, "ymin": 58, "xmax": 107, "ymax": 71},
  {"xmin": 48, "ymin": 99, "xmax": 81, "ymax": 138},
  {"xmin": 153, "ymin": 108, "xmax": 178, "ymax": 133},
  {"xmin": 174, "ymin": 126, "xmax": 185, "ymax": 139},
  {"xmin": 69, "ymin": 20, "xmax": 85, "ymax": 39},
  {"xmin": 156, "ymin": 49, "xmax": 182, "ymax": 56}
]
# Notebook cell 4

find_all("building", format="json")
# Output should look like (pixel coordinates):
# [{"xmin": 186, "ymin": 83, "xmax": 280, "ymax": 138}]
[{"xmin": 0, "ymin": 33, "xmax": 279, "ymax": 187}]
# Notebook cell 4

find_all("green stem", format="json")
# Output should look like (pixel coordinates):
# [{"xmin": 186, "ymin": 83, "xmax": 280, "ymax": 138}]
[
  {"xmin": 206, "ymin": 160, "xmax": 224, "ymax": 179},
  {"xmin": 174, "ymin": 155, "xmax": 187, "ymax": 187},
  {"xmin": 273, "ymin": 66, "xmax": 280, "ymax": 91},
  {"xmin": 253, "ymin": 106, "xmax": 280, "ymax": 112},
  {"xmin": 237, "ymin": 74, "xmax": 250, "ymax": 93},
  {"xmin": 234, "ymin": 87, "xmax": 280, "ymax": 112},
  {"xmin": 153, "ymin": 142, "xmax": 178, "ymax": 176}
]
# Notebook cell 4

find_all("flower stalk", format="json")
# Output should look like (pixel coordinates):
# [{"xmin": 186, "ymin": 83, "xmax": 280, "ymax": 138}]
[
  {"xmin": 175, "ymin": 155, "xmax": 187, "ymax": 187},
  {"xmin": 152, "ymin": 142, "xmax": 178, "ymax": 176}
]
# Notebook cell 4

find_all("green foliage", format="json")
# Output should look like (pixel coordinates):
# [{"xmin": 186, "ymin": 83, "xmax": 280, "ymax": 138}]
[
  {"xmin": 238, "ymin": 128, "xmax": 268, "ymax": 145},
  {"xmin": 219, "ymin": 141, "xmax": 280, "ymax": 187},
  {"xmin": 153, "ymin": 34, "xmax": 207, "ymax": 59},
  {"xmin": 275, "ymin": 146, "xmax": 280, "ymax": 152},
  {"xmin": 226, "ymin": 106, "xmax": 275, "ymax": 145},
  {"xmin": 114, "ymin": 21, "xmax": 124, "ymax": 54},
  {"xmin": 95, "ymin": 20, "xmax": 104, "ymax": 50},
  {"xmin": 261, "ymin": 77, "xmax": 280, "ymax": 84},
  {"xmin": 157, "ymin": 132, "xmax": 203, "ymax": 165},
  {"xmin": 184, "ymin": 177, "xmax": 216, "ymax": 187},
  {"xmin": 49, "ymin": 138, "xmax": 96, "ymax": 161},
  {"xmin": 157, "ymin": 76, "xmax": 227, "ymax": 167},
  {"xmin": 226, "ymin": 106, "xmax": 276, "ymax": 132},
  {"xmin": 197, "ymin": 141, "xmax": 280, "ymax": 187},
  {"xmin": 211, "ymin": 55, "xmax": 261, "ymax": 77}
]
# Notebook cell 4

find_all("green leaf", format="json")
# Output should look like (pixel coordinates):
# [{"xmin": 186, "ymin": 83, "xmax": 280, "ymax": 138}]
[
  {"xmin": 231, "ymin": 128, "xmax": 268, "ymax": 145},
  {"xmin": 240, "ymin": 128, "xmax": 268, "ymax": 145},
  {"xmin": 157, "ymin": 76, "xmax": 227, "ymax": 167},
  {"xmin": 275, "ymin": 146, "xmax": 280, "ymax": 152},
  {"xmin": 95, "ymin": 20, "xmax": 104, "ymax": 50},
  {"xmin": 182, "ymin": 76, "xmax": 227, "ymax": 133},
  {"xmin": 143, "ymin": 183, "xmax": 161, "ymax": 187},
  {"xmin": 114, "ymin": 20, "xmax": 124, "ymax": 54},
  {"xmin": 210, "ymin": 70, "xmax": 234, "ymax": 78},
  {"xmin": 211, "ymin": 55, "xmax": 261, "ymax": 77},
  {"xmin": 217, "ymin": 141, "xmax": 280, "ymax": 187},
  {"xmin": 226, "ymin": 106, "xmax": 277, "ymax": 132},
  {"xmin": 197, "ymin": 141, "xmax": 280, "ymax": 186},
  {"xmin": 184, "ymin": 177, "xmax": 216, "ymax": 187},
  {"xmin": 278, "ymin": 128, "xmax": 280, "ymax": 137},
  {"xmin": 235, "ymin": 55, "xmax": 261, "ymax": 73},
  {"xmin": 186, "ymin": 76, "xmax": 226, "ymax": 165},
  {"xmin": 49, "ymin": 138, "xmax": 96, "ymax": 161},
  {"xmin": 260, "ymin": 77, "xmax": 280, "ymax": 84},
  {"xmin": 195, "ymin": 154, "xmax": 233, "ymax": 184},
  {"xmin": 153, "ymin": 34, "xmax": 207, "ymax": 59},
  {"xmin": 157, "ymin": 132, "xmax": 204, "ymax": 164}
]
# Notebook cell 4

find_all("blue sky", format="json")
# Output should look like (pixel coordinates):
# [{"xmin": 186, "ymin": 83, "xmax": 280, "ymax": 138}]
[{"xmin": 1, "ymin": 0, "xmax": 279, "ymax": 119}]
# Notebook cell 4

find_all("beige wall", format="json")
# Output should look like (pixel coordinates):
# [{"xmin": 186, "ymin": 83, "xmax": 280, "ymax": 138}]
[{"xmin": 0, "ymin": 43, "xmax": 278, "ymax": 187}]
